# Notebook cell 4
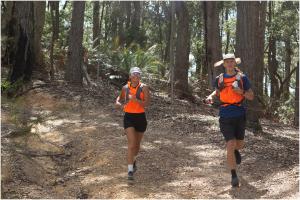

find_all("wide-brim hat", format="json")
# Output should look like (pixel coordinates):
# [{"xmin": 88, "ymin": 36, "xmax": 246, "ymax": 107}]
[{"xmin": 214, "ymin": 53, "xmax": 241, "ymax": 67}]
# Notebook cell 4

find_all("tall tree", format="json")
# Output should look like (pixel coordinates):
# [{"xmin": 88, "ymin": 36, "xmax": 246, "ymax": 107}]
[
  {"xmin": 132, "ymin": 1, "xmax": 141, "ymax": 34},
  {"xmin": 65, "ymin": 1, "xmax": 85, "ymax": 84},
  {"xmin": 204, "ymin": 1, "xmax": 222, "ymax": 88},
  {"xmin": 283, "ymin": 39, "xmax": 292, "ymax": 100},
  {"xmin": 236, "ymin": 1, "xmax": 267, "ymax": 132},
  {"xmin": 169, "ymin": 1, "xmax": 176, "ymax": 102},
  {"xmin": 294, "ymin": 62, "xmax": 299, "ymax": 127},
  {"xmin": 163, "ymin": 2, "xmax": 171, "ymax": 63},
  {"xmin": 93, "ymin": 1, "xmax": 100, "ymax": 49},
  {"xmin": 33, "ymin": 1, "xmax": 46, "ymax": 70},
  {"xmin": 99, "ymin": 1, "xmax": 105, "ymax": 41},
  {"xmin": 49, "ymin": 1, "xmax": 59, "ymax": 80},
  {"xmin": 110, "ymin": 1, "xmax": 119, "ymax": 42},
  {"xmin": 174, "ymin": 1, "xmax": 190, "ymax": 98},
  {"xmin": 224, "ymin": 6, "xmax": 230, "ymax": 54},
  {"xmin": 1, "ymin": 1, "xmax": 15, "ymax": 66},
  {"xmin": 267, "ymin": 1, "xmax": 279, "ymax": 99},
  {"xmin": 9, "ymin": 2, "xmax": 35, "ymax": 84}
]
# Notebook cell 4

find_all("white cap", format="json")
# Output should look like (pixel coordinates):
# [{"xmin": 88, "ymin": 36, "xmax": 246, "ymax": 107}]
[{"xmin": 129, "ymin": 67, "xmax": 142, "ymax": 75}]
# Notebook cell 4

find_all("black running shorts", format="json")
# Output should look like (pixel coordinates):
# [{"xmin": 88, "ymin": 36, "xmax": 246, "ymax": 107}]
[
  {"xmin": 219, "ymin": 115, "xmax": 246, "ymax": 141},
  {"xmin": 124, "ymin": 112, "xmax": 147, "ymax": 133}
]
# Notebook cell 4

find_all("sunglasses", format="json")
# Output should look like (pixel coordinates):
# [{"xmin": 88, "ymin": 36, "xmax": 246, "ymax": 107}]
[{"xmin": 131, "ymin": 72, "xmax": 141, "ymax": 77}]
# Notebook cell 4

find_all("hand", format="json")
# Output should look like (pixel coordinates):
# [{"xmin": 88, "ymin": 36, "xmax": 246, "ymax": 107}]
[
  {"xmin": 115, "ymin": 101, "xmax": 122, "ymax": 109},
  {"xmin": 204, "ymin": 96, "xmax": 213, "ymax": 104},
  {"xmin": 128, "ymin": 94, "xmax": 137, "ymax": 102},
  {"xmin": 233, "ymin": 87, "xmax": 244, "ymax": 95}
]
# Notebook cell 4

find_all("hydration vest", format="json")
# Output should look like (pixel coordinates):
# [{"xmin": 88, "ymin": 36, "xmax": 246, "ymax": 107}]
[
  {"xmin": 123, "ymin": 82, "xmax": 145, "ymax": 113},
  {"xmin": 216, "ymin": 72, "xmax": 245, "ymax": 107}
]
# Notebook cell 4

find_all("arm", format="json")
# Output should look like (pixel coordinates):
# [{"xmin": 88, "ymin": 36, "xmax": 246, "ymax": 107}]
[
  {"xmin": 141, "ymin": 85, "xmax": 150, "ymax": 108},
  {"xmin": 244, "ymin": 88, "xmax": 254, "ymax": 100},
  {"xmin": 233, "ymin": 87, "xmax": 254, "ymax": 100},
  {"xmin": 115, "ymin": 87, "xmax": 125, "ymax": 109},
  {"xmin": 205, "ymin": 89, "xmax": 219, "ymax": 104}
]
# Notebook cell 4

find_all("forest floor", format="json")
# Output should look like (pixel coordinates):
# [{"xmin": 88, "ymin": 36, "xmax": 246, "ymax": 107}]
[{"xmin": 1, "ymin": 78, "xmax": 299, "ymax": 199}]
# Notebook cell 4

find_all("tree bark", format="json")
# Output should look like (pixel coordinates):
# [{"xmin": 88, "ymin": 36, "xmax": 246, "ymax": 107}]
[
  {"xmin": 204, "ymin": 1, "xmax": 222, "ymax": 89},
  {"xmin": 224, "ymin": 7, "xmax": 230, "ymax": 54},
  {"xmin": 49, "ymin": 1, "xmax": 59, "ymax": 80},
  {"xmin": 65, "ymin": 1, "xmax": 85, "ymax": 85},
  {"xmin": 2, "ymin": 1, "xmax": 15, "ymax": 66},
  {"xmin": 132, "ymin": 1, "xmax": 141, "ymax": 32},
  {"xmin": 283, "ymin": 39, "xmax": 292, "ymax": 100},
  {"xmin": 267, "ymin": 2, "xmax": 279, "ymax": 100},
  {"xmin": 104, "ymin": 3, "xmax": 111, "ymax": 42},
  {"xmin": 110, "ymin": 2, "xmax": 118, "ymax": 42},
  {"xmin": 164, "ymin": 2, "xmax": 171, "ymax": 63},
  {"xmin": 33, "ymin": 1, "xmax": 46, "ymax": 70},
  {"xmin": 294, "ymin": 62, "xmax": 299, "ymax": 126},
  {"xmin": 236, "ymin": 1, "xmax": 266, "ymax": 133},
  {"xmin": 93, "ymin": 1, "xmax": 100, "ymax": 49},
  {"xmin": 9, "ymin": 2, "xmax": 35, "ymax": 84},
  {"xmin": 174, "ymin": 1, "xmax": 190, "ymax": 98},
  {"xmin": 169, "ymin": 1, "xmax": 176, "ymax": 102},
  {"xmin": 99, "ymin": 1, "xmax": 105, "ymax": 43}
]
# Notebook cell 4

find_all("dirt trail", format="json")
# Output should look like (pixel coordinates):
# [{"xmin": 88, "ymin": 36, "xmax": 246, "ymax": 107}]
[{"xmin": 1, "ymin": 80, "xmax": 299, "ymax": 199}]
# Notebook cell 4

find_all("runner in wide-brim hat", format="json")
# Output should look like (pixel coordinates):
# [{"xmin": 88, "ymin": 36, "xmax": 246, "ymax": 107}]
[{"xmin": 205, "ymin": 53, "xmax": 254, "ymax": 187}]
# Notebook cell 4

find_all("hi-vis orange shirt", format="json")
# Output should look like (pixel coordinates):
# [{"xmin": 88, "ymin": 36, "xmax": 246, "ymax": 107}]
[
  {"xmin": 122, "ymin": 82, "xmax": 145, "ymax": 113},
  {"xmin": 218, "ymin": 75, "xmax": 244, "ymax": 107}
]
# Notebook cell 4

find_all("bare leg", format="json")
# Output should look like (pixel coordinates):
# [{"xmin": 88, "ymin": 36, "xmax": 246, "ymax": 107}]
[
  {"xmin": 226, "ymin": 139, "xmax": 237, "ymax": 170},
  {"xmin": 134, "ymin": 131, "xmax": 144, "ymax": 158},
  {"xmin": 236, "ymin": 140, "xmax": 244, "ymax": 150},
  {"xmin": 126, "ymin": 127, "xmax": 137, "ymax": 165}
]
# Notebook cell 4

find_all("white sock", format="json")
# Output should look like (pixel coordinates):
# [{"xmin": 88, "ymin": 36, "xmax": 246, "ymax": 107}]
[{"xmin": 128, "ymin": 164, "xmax": 133, "ymax": 172}]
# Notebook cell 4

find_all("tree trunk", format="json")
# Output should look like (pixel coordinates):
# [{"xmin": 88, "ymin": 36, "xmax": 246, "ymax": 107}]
[
  {"xmin": 1, "ymin": 1, "xmax": 15, "ymax": 66},
  {"xmin": 294, "ymin": 62, "xmax": 299, "ymax": 126},
  {"xmin": 283, "ymin": 39, "xmax": 292, "ymax": 100},
  {"xmin": 164, "ymin": 2, "xmax": 171, "ymax": 63},
  {"xmin": 93, "ymin": 1, "xmax": 100, "ymax": 49},
  {"xmin": 174, "ymin": 1, "xmax": 190, "ymax": 98},
  {"xmin": 118, "ymin": 2, "xmax": 126, "ymax": 46},
  {"xmin": 132, "ymin": 1, "xmax": 141, "ymax": 32},
  {"xmin": 9, "ymin": 2, "xmax": 35, "ymax": 84},
  {"xmin": 155, "ymin": 3, "xmax": 164, "ymax": 61},
  {"xmin": 204, "ymin": 1, "xmax": 222, "ymax": 89},
  {"xmin": 65, "ymin": 1, "xmax": 85, "ymax": 85},
  {"xmin": 267, "ymin": 2, "xmax": 279, "ymax": 100},
  {"xmin": 33, "ymin": 1, "xmax": 46, "ymax": 70},
  {"xmin": 224, "ymin": 7, "xmax": 230, "ymax": 54},
  {"xmin": 236, "ymin": 1, "xmax": 266, "ymax": 133},
  {"xmin": 49, "ymin": 1, "xmax": 59, "ymax": 80},
  {"xmin": 104, "ymin": 3, "xmax": 111, "ymax": 42},
  {"xmin": 195, "ymin": 2, "xmax": 205, "ymax": 78},
  {"xmin": 125, "ymin": 1, "xmax": 131, "ymax": 28},
  {"xmin": 169, "ymin": 1, "xmax": 176, "ymax": 102},
  {"xmin": 99, "ymin": 1, "xmax": 105, "ymax": 43},
  {"xmin": 110, "ymin": 2, "xmax": 118, "ymax": 42}
]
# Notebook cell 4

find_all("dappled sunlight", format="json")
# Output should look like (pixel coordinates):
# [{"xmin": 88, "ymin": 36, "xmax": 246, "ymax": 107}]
[
  {"xmin": 81, "ymin": 174, "xmax": 113, "ymax": 185},
  {"xmin": 39, "ymin": 131, "xmax": 64, "ymax": 144},
  {"xmin": 100, "ymin": 122, "xmax": 121, "ymax": 128}
]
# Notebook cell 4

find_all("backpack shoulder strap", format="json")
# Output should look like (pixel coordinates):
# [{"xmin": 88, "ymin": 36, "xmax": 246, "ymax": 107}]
[
  {"xmin": 235, "ymin": 72, "xmax": 245, "ymax": 89},
  {"xmin": 123, "ymin": 84, "xmax": 130, "ymax": 102},
  {"xmin": 217, "ymin": 73, "xmax": 224, "ymax": 90},
  {"xmin": 136, "ymin": 83, "xmax": 144, "ymax": 100}
]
